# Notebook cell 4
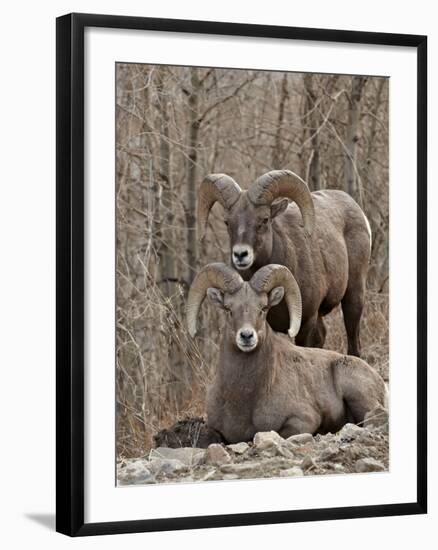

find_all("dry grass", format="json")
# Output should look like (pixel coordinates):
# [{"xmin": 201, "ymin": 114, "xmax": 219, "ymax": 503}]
[{"xmin": 116, "ymin": 271, "xmax": 221, "ymax": 459}]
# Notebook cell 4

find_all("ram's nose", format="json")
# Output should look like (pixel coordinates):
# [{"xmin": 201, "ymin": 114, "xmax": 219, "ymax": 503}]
[
  {"xmin": 236, "ymin": 327, "xmax": 258, "ymax": 352},
  {"xmin": 232, "ymin": 245, "xmax": 254, "ymax": 269},
  {"xmin": 234, "ymin": 249, "xmax": 248, "ymax": 261},
  {"xmin": 239, "ymin": 329, "xmax": 255, "ymax": 342}
]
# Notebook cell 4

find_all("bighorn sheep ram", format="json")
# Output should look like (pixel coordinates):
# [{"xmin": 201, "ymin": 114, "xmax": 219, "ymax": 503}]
[
  {"xmin": 187, "ymin": 263, "xmax": 386, "ymax": 443},
  {"xmin": 198, "ymin": 170, "xmax": 372, "ymax": 356}
]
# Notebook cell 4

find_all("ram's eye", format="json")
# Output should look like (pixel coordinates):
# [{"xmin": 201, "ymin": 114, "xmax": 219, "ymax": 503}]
[
  {"xmin": 224, "ymin": 219, "xmax": 229, "ymax": 227},
  {"xmin": 259, "ymin": 306, "xmax": 269, "ymax": 316},
  {"xmin": 258, "ymin": 217, "xmax": 269, "ymax": 229},
  {"xmin": 224, "ymin": 307, "xmax": 232, "ymax": 316}
]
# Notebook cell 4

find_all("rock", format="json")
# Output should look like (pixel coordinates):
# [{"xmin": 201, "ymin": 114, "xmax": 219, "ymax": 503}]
[
  {"xmin": 117, "ymin": 460, "xmax": 156, "ymax": 485},
  {"xmin": 200, "ymin": 469, "xmax": 217, "ymax": 482},
  {"xmin": 205, "ymin": 444, "xmax": 232, "ymax": 466},
  {"xmin": 355, "ymin": 458, "xmax": 385, "ymax": 473},
  {"xmin": 253, "ymin": 431, "xmax": 284, "ymax": 451},
  {"xmin": 301, "ymin": 455, "xmax": 317, "ymax": 471},
  {"xmin": 364, "ymin": 406, "xmax": 389, "ymax": 430},
  {"xmin": 220, "ymin": 462, "xmax": 262, "ymax": 475},
  {"xmin": 121, "ymin": 410, "xmax": 389, "ymax": 484},
  {"xmin": 150, "ymin": 446, "xmax": 205, "ymax": 466},
  {"xmin": 118, "ymin": 470, "xmax": 155, "ymax": 485},
  {"xmin": 222, "ymin": 474, "xmax": 240, "ymax": 480},
  {"xmin": 338, "ymin": 423, "xmax": 364, "ymax": 441},
  {"xmin": 279, "ymin": 467, "xmax": 304, "ymax": 477},
  {"xmin": 287, "ymin": 433, "xmax": 314, "ymax": 446},
  {"xmin": 227, "ymin": 442, "xmax": 250, "ymax": 455},
  {"xmin": 277, "ymin": 445, "xmax": 295, "ymax": 459},
  {"xmin": 318, "ymin": 446, "xmax": 339, "ymax": 462},
  {"xmin": 259, "ymin": 446, "xmax": 281, "ymax": 459},
  {"xmin": 261, "ymin": 456, "xmax": 296, "ymax": 469},
  {"xmin": 148, "ymin": 458, "xmax": 188, "ymax": 476},
  {"xmin": 345, "ymin": 446, "xmax": 362, "ymax": 461},
  {"xmin": 356, "ymin": 432, "xmax": 379, "ymax": 446}
]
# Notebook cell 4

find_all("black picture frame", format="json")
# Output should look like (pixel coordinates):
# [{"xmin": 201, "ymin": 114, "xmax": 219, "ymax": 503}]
[{"xmin": 56, "ymin": 12, "xmax": 427, "ymax": 537}]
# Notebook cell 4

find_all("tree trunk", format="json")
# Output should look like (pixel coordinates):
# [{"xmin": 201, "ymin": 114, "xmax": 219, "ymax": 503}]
[
  {"xmin": 363, "ymin": 78, "xmax": 387, "ymax": 288},
  {"xmin": 156, "ymin": 68, "xmax": 176, "ymax": 297},
  {"xmin": 345, "ymin": 76, "xmax": 367, "ymax": 205},
  {"xmin": 186, "ymin": 67, "xmax": 201, "ymax": 284},
  {"xmin": 272, "ymin": 74, "xmax": 288, "ymax": 168},
  {"xmin": 303, "ymin": 74, "xmax": 321, "ymax": 191}
]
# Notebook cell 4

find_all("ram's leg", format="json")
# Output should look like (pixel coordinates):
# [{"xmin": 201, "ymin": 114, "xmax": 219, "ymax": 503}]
[
  {"xmin": 341, "ymin": 284, "xmax": 365, "ymax": 357},
  {"xmin": 315, "ymin": 316, "xmax": 327, "ymax": 347},
  {"xmin": 342, "ymin": 215, "xmax": 370, "ymax": 358},
  {"xmin": 278, "ymin": 412, "xmax": 321, "ymax": 439},
  {"xmin": 336, "ymin": 356, "xmax": 385, "ymax": 424},
  {"xmin": 343, "ymin": 390, "xmax": 382, "ymax": 425}
]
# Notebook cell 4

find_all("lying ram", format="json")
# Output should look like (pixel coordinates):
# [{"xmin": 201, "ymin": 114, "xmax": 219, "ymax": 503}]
[
  {"xmin": 198, "ymin": 170, "xmax": 371, "ymax": 356},
  {"xmin": 187, "ymin": 263, "xmax": 386, "ymax": 444}
]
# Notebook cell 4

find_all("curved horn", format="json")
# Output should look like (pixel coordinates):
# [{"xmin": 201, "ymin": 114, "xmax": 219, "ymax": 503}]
[
  {"xmin": 249, "ymin": 264, "xmax": 302, "ymax": 338},
  {"xmin": 197, "ymin": 174, "xmax": 242, "ymax": 240},
  {"xmin": 247, "ymin": 170, "xmax": 315, "ymax": 235},
  {"xmin": 186, "ymin": 263, "xmax": 243, "ymax": 338}
]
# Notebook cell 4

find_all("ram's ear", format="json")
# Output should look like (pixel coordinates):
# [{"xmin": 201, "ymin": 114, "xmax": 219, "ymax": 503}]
[
  {"xmin": 268, "ymin": 286, "xmax": 284, "ymax": 307},
  {"xmin": 207, "ymin": 287, "xmax": 225, "ymax": 309},
  {"xmin": 270, "ymin": 198, "xmax": 289, "ymax": 219}
]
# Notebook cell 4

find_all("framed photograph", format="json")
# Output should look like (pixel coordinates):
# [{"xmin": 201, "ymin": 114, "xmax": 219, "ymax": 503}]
[{"xmin": 56, "ymin": 13, "xmax": 427, "ymax": 536}]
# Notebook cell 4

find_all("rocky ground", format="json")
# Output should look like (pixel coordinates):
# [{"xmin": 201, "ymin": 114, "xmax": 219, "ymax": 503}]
[{"xmin": 117, "ymin": 406, "xmax": 388, "ymax": 486}]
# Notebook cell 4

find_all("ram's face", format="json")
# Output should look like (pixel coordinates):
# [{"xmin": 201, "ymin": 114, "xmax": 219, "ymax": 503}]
[
  {"xmin": 207, "ymin": 282, "xmax": 285, "ymax": 353},
  {"xmin": 225, "ymin": 285, "xmax": 267, "ymax": 352},
  {"xmin": 207, "ymin": 284, "xmax": 266, "ymax": 352},
  {"xmin": 225, "ymin": 193, "xmax": 289, "ymax": 272},
  {"xmin": 224, "ymin": 194, "xmax": 272, "ymax": 271}
]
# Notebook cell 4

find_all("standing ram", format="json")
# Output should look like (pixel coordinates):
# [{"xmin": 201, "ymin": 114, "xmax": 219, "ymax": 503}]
[{"xmin": 197, "ymin": 170, "xmax": 372, "ymax": 356}]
